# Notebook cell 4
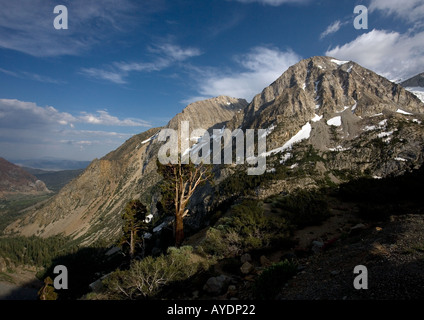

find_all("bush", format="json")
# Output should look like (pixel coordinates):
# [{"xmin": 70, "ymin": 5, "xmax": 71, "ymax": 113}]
[
  {"xmin": 254, "ymin": 259, "xmax": 298, "ymax": 299},
  {"xmin": 102, "ymin": 246, "xmax": 204, "ymax": 299},
  {"xmin": 272, "ymin": 189, "xmax": 330, "ymax": 228},
  {"xmin": 200, "ymin": 200, "xmax": 290, "ymax": 257}
]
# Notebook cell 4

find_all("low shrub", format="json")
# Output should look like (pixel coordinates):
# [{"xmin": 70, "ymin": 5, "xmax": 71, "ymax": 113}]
[
  {"xmin": 102, "ymin": 246, "xmax": 205, "ymax": 299},
  {"xmin": 200, "ymin": 200, "xmax": 290, "ymax": 258},
  {"xmin": 254, "ymin": 259, "xmax": 298, "ymax": 299},
  {"xmin": 271, "ymin": 189, "xmax": 330, "ymax": 228}
]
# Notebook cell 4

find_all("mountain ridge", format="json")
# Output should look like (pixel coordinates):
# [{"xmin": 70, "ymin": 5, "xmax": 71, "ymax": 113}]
[
  {"xmin": 5, "ymin": 56, "xmax": 424, "ymax": 246},
  {"xmin": 0, "ymin": 158, "xmax": 50, "ymax": 199}
]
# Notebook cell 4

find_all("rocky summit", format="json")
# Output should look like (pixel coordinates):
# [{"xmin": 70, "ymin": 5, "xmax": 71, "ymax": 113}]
[{"xmin": 5, "ymin": 56, "xmax": 424, "ymax": 247}]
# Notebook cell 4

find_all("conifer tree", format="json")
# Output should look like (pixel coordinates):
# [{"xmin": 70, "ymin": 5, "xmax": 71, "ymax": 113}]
[{"xmin": 120, "ymin": 200, "xmax": 148, "ymax": 259}]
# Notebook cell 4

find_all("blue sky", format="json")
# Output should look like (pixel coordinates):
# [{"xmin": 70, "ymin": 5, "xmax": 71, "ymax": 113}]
[{"xmin": 0, "ymin": 0, "xmax": 423, "ymax": 161}]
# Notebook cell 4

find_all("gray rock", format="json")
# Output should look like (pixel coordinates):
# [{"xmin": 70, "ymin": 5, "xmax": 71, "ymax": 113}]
[
  {"xmin": 203, "ymin": 275, "xmax": 231, "ymax": 295},
  {"xmin": 311, "ymin": 241, "xmax": 324, "ymax": 254},
  {"xmin": 240, "ymin": 261, "xmax": 254, "ymax": 274}
]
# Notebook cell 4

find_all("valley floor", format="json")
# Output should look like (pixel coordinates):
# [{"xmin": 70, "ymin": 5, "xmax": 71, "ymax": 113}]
[{"xmin": 0, "ymin": 267, "xmax": 41, "ymax": 300}]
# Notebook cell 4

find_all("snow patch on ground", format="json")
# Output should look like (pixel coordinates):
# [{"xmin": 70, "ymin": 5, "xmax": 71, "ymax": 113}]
[
  {"xmin": 331, "ymin": 59, "xmax": 349, "ymax": 66},
  {"xmin": 311, "ymin": 114, "xmax": 322, "ymax": 122},
  {"xmin": 377, "ymin": 131, "xmax": 394, "ymax": 138},
  {"xmin": 141, "ymin": 133, "xmax": 159, "ymax": 144},
  {"xmin": 266, "ymin": 122, "xmax": 312, "ymax": 156},
  {"xmin": 397, "ymin": 109, "xmax": 413, "ymax": 115},
  {"xmin": 405, "ymin": 87, "xmax": 424, "ymax": 103},
  {"xmin": 327, "ymin": 116, "xmax": 342, "ymax": 127},
  {"xmin": 378, "ymin": 119, "xmax": 388, "ymax": 127},
  {"xmin": 364, "ymin": 125, "xmax": 377, "ymax": 131},
  {"xmin": 328, "ymin": 145, "xmax": 350, "ymax": 152}
]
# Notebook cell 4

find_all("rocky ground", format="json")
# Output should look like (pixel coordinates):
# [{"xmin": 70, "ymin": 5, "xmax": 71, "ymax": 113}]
[
  {"xmin": 279, "ymin": 214, "xmax": 424, "ymax": 300},
  {"xmin": 183, "ymin": 212, "xmax": 424, "ymax": 301}
]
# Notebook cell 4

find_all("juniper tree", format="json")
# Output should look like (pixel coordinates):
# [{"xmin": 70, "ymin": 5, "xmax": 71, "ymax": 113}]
[{"xmin": 157, "ymin": 159, "xmax": 212, "ymax": 247}]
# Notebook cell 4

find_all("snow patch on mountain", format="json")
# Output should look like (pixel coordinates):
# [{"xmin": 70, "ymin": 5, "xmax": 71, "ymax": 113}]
[{"xmin": 327, "ymin": 116, "xmax": 342, "ymax": 127}]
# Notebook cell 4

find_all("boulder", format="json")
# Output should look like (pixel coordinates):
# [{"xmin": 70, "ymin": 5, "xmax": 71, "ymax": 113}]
[
  {"xmin": 203, "ymin": 275, "xmax": 231, "ymax": 295},
  {"xmin": 260, "ymin": 255, "xmax": 271, "ymax": 267},
  {"xmin": 240, "ymin": 261, "xmax": 254, "ymax": 274}
]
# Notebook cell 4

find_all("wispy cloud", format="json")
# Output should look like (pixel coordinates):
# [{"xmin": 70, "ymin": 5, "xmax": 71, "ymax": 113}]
[
  {"xmin": 186, "ymin": 46, "xmax": 301, "ymax": 102},
  {"xmin": 81, "ymin": 42, "xmax": 202, "ymax": 83},
  {"xmin": 0, "ymin": 0, "xmax": 160, "ymax": 57},
  {"xmin": 320, "ymin": 20, "xmax": 346, "ymax": 39},
  {"xmin": 231, "ymin": 0, "xmax": 308, "ymax": 5},
  {"xmin": 369, "ymin": 0, "xmax": 424, "ymax": 27},
  {"xmin": 326, "ymin": 29, "xmax": 424, "ymax": 81},
  {"xmin": 0, "ymin": 67, "xmax": 64, "ymax": 84}
]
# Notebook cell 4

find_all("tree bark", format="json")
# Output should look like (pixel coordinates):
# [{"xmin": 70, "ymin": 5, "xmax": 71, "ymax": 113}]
[
  {"xmin": 175, "ymin": 212, "xmax": 184, "ymax": 247},
  {"xmin": 130, "ymin": 230, "xmax": 135, "ymax": 259}
]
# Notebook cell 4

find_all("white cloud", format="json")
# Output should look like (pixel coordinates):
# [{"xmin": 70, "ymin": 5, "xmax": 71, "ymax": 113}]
[
  {"xmin": 326, "ymin": 29, "xmax": 424, "ymax": 81},
  {"xmin": 79, "ymin": 110, "xmax": 150, "ymax": 127},
  {"xmin": 189, "ymin": 46, "xmax": 301, "ymax": 101},
  {"xmin": 320, "ymin": 20, "xmax": 343, "ymax": 39},
  {"xmin": 232, "ymin": 0, "xmax": 308, "ymax": 5},
  {"xmin": 0, "ymin": 99, "xmax": 148, "ymax": 160},
  {"xmin": 0, "ymin": 99, "xmax": 149, "ymax": 128},
  {"xmin": 369, "ymin": 0, "xmax": 424, "ymax": 24},
  {"xmin": 81, "ymin": 42, "xmax": 202, "ymax": 83}
]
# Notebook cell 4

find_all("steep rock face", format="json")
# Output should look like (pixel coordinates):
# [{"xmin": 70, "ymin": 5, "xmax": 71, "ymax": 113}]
[
  {"xmin": 5, "ymin": 97, "xmax": 244, "ymax": 244},
  {"xmin": 187, "ymin": 57, "xmax": 424, "ymax": 229},
  {"xmin": 234, "ymin": 56, "xmax": 422, "ymax": 147},
  {"xmin": 0, "ymin": 158, "xmax": 50, "ymax": 198},
  {"xmin": 167, "ymin": 96, "xmax": 247, "ymax": 133}
]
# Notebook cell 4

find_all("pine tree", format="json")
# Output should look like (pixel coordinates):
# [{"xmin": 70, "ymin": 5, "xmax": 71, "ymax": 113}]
[{"xmin": 120, "ymin": 200, "xmax": 148, "ymax": 259}]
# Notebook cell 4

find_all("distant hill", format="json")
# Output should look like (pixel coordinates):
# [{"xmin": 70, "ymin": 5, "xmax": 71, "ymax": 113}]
[
  {"xmin": 22, "ymin": 167, "xmax": 84, "ymax": 193},
  {"xmin": 11, "ymin": 158, "xmax": 91, "ymax": 171},
  {"xmin": 401, "ymin": 72, "xmax": 424, "ymax": 103},
  {"xmin": 401, "ymin": 72, "xmax": 424, "ymax": 87},
  {"xmin": 0, "ymin": 158, "xmax": 50, "ymax": 198}
]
